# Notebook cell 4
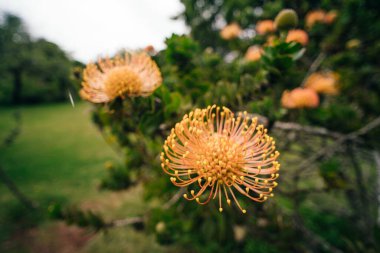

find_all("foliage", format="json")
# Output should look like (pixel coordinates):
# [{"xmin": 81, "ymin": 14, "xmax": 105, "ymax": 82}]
[
  {"xmin": 48, "ymin": 203, "xmax": 106, "ymax": 231},
  {"xmin": 23, "ymin": 0, "xmax": 380, "ymax": 252}
]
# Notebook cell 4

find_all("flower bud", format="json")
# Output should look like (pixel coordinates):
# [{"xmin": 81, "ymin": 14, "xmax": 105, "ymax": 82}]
[{"xmin": 274, "ymin": 9, "xmax": 298, "ymax": 30}]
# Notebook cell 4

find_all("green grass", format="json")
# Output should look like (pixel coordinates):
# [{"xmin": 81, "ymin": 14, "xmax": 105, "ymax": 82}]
[
  {"xmin": 0, "ymin": 103, "xmax": 117, "ymax": 204},
  {"xmin": 0, "ymin": 102, "xmax": 171, "ymax": 253}
]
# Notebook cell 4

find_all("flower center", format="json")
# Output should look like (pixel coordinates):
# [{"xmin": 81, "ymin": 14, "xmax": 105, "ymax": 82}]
[
  {"xmin": 196, "ymin": 134, "xmax": 244, "ymax": 185},
  {"xmin": 104, "ymin": 66, "xmax": 143, "ymax": 98}
]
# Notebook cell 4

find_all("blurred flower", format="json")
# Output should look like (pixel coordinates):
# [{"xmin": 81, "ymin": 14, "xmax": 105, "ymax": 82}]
[
  {"xmin": 346, "ymin": 39, "xmax": 361, "ymax": 49},
  {"xmin": 233, "ymin": 225, "xmax": 247, "ymax": 242},
  {"xmin": 305, "ymin": 72, "xmax": 340, "ymax": 95},
  {"xmin": 161, "ymin": 105, "xmax": 280, "ymax": 213},
  {"xmin": 274, "ymin": 9, "xmax": 298, "ymax": 30},
  {"xmin": 325, "ymin": 10, "xmax": 338, "ymax": 24},
  {"xmin": 80, "ymin": 52, "xmax": 162, "ymax": 103},
  {"xmin": 281, "ymin": 88, "xmax": 319, "ymax": 109},
  {"xmin": 286, "ymin": 29, "xmax": 309, "ymax": 46},
  {"xmin": 306, "ymin": 10, "xmax": 326, "ymax": 28},
  {"xmin": 256, "ymin": 20, "xmax": 275, "ymax": 35},
  {"xmin": 220, "ymin": 23, "xmax": 242, "ymax": 40},
  {"xmin": 245, "ymin": 46, "xmax": 263, "ymax": 62}
]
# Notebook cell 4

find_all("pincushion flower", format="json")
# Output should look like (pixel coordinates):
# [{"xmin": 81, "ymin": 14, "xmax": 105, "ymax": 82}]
[
  {"xmin": 286, "ymin": 29, "xmax": 309, "ymax": 46},
  {"xmin": 281, "ymin": 88, "xmax": 319, "ymax": 109},
  {"xmin": 305, "ymin": 72, "xmax": 340, "ymax": 95},
  {"xmin": 220, "ymin": 23, "xmax": 242, "ymax": 40},
  {"xmin": 256, "ymin": 20, "xmax": 276, "ymax": 35},
  {"xmin": 80, "ymin": 52, "xmax": 162, "ymax": 103},
  {"xmin": 161, "ymin": 105, "xmax": 280, "ymax": 213},
  {"xmin": 245, "ymin": 46, "xmax": 263, "ymax": 62},
  {"xmin": 305, "ymin": 10, "xmax": 326, "ymax": 28}
]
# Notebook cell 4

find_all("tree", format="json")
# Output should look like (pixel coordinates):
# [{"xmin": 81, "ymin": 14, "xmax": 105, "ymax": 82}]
[{"xmin": 0, "ymin": 13, "xmax": 80, "ymax": 104}]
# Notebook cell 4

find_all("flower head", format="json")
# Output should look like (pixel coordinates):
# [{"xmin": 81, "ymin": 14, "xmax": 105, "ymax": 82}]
[
  {"xmin": 161, "ymin": 106, "xmax": 280, "ymax": 213},
  {"xmin": 245, "ymin": 46, "xmax": 263, "ymax": 62},
  {"xmin": 305, "ymin": 10, "xmax": 326, "ymax": 28},
  {"xmin": 286, "ymin": 29, "xmax": 309, "ymax": 46},
  {"xmin": 281, "ymin": 88, "xmax": 319, "ymax": 109},
  {"xmin": 220, "ymin": 23, "xmax": 242, "ymax": 40},
  {"xmin": 305, "ymin": 72, "xmax": 340, "ymax": 95},
  {"xmin": 80, "ymin": 52, "xmax": 162, "ymax": 103},
  {"xmin": 256, "ymin": 20, "xmax": 276, "ymax": 35}
]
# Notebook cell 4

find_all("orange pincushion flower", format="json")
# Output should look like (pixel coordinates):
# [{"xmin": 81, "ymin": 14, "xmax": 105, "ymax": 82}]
[
  {"xmin": 245, "ymin": 46, "xmax": 263, "ymax": 62},
  {"xmin": 80, "ymin": 52, "xmax": 162, "ymax": 103},
  {"xmin": 161, "ymin": 105, "xmax": 280, "ymax": 213},
  {"xmin": 305, "ymin": 72, "xmax": 340, "ymax": 95},
  {"xmin": 286, "ymin": 29, "xmax": 309, "ymax": 46},
  {"xmin": 305, "ymin": 10, "xmax": 326, "ymax": 28},
  {"xmin": 281, "ymin": 88, "xmax": 319, "ymax": 109},
  {"xmin": 256, "ymin": 20, "xmax": 276, "ymax": 35},
  {"xmin": 220, "ymin": 23, "xmax": 242, "ymax": 40}
]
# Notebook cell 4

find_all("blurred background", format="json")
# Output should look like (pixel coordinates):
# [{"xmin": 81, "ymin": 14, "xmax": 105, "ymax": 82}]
[{"xmin": 1, "ymin": 0, "xmax": 380, "ymax": 253}]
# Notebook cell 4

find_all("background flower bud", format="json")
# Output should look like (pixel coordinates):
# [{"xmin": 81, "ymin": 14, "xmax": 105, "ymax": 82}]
[{"xmin": 274, "ymin": 9, "xmax": 298, "ymax": 30}]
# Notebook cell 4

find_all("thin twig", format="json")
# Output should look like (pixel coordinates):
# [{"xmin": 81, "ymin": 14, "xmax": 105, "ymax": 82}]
[
  {"xmin": 373, "ymin": 150, "xmax": 380, "ymax": 227},
  {"xmin": 0, "ymin": 165, "xmax": 38, "ymax": 209},
  {"xmin": 1, "ymin": 112, "xmax": 37, "ymax": 209},
  {"xmin": 163, "ymin": 188, "xmax": 186, "ymax": 209},
  {"xmin": 293, "ymin": 213, "xmax": 344, "ymax": 253},
  {"xmin": 293, "ymin": 116, "xmax": 380, "ymax": 176},
  {"xmin": 108, "ymin": 216, "xmax": 144, "ymax": 228},
  {"xmin": 107, "ymin": 188, "xmax": 186, "ymax": 228},
  {"xmin": 274, "ymin": 121, "xmax": 343, "ymax": 139},
  {"xmin": 247, "ymin": 113, "xmax": 344, "ymax": 139},
  {"xmin": 300, "ymin": 52, "xmax": 326, "ymax": 87}
]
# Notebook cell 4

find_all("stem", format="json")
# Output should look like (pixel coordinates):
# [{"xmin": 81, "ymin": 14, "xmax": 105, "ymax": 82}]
[
  {"xmin": 300, "ymin": 52, "xmax": 326, "ymax": 87},
  {"xmin": 0, "ymin": 165, "xmax": 37, "ymax": 210},
  {"xmin": 347, "ymin": 145, "xmax": 375, "ymax": 245},
  {"xmin": 373, "ymin": 150, "xmax": 380, "ymax": 227}
]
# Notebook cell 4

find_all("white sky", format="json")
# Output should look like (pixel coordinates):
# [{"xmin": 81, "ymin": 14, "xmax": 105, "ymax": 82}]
[{"xmin": 0, "ymin": 0, "xmax": 187, "ymax": 62}]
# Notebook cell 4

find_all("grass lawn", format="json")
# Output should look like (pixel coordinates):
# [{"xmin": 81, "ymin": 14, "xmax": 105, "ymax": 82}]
[{"xmin": 0, "ymin": 102, "xmax": 171, "ymax": 253}]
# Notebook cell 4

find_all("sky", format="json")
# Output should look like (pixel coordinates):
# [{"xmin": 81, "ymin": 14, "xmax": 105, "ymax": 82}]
[{"xmin": 0, "ymin": 0, "xmax": 187, "ymax": 62}]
